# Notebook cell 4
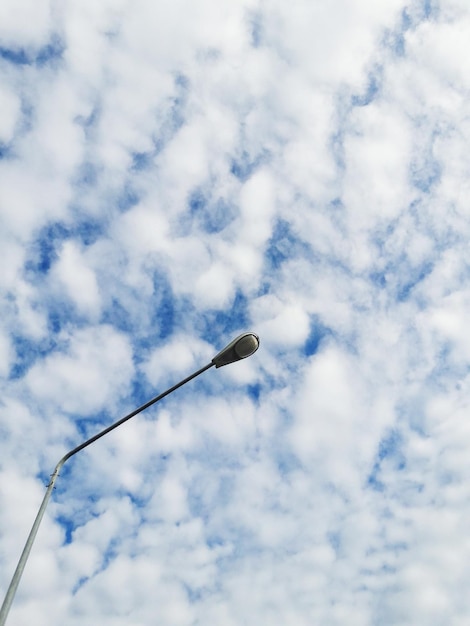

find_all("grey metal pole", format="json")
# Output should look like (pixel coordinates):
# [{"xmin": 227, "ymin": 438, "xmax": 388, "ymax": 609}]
[
  {"xmin": 0, "ymin": 460, "xmax": 63, "ymax": 626},
  {"xmin": 0, "ymin": 361, "xmax": 215, "ymax": 626}
]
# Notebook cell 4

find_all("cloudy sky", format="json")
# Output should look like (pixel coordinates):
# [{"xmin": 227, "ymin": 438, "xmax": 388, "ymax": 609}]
[{"xmin": 1, "ymin": 0, "xmax": 470, "ymax": 624}]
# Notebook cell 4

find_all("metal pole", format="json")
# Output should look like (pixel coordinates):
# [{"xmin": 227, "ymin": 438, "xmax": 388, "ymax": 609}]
[{"xmin": 0, "ymin": 362, "xmax": 214, "ymax": 626}]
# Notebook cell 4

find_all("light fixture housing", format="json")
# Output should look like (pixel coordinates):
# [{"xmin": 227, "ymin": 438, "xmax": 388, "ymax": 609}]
[{"xmin": 212, "ymin": 332, "xmax": 260, "ymax": 368}]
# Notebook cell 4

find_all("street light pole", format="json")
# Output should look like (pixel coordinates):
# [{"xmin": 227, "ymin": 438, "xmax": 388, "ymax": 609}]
[{"xmin": 0, "ymin": 332, "xmax": 259, "ymax": 626}]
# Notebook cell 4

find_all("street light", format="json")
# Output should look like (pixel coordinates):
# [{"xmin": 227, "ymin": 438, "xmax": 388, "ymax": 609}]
[{"xmin": 0, "ymin": 332, "xmax": 260, "ymax": 625}]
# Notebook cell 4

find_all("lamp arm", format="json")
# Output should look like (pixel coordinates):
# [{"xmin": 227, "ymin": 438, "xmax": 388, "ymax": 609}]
[{"xmin": 0, "ymin": 361, "xmax": 214, "ymax": 626}]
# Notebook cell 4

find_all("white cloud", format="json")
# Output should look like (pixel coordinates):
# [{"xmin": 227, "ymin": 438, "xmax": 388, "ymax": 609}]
[
  {"xmin": 142, "ymin": 334, "xmax": 213, "ymax": 386},
  {"xmin": 0, "ymin": 85, "xmax": 21, "ymax": 144},
  {"xmin": 0, "ymin": 330, "xmax": 13, "ymax": 376},
  {"xmin": 51, "ymin": 240, "xmax": 101, "ymax": 318},
  {"xmin": 239, "ymin": 168, "xmax": 276, "ymax": 246},
  {"xmin": 289, "ymin": 344, "xmax": 378, "ymax": 488},
  {"xmin": 0, "ymin": 161, "xmax": 71, "ymax": 239},
  {"xmin": 262, "ymin": 0, "xmax": 405, "ymax": 86},
  {"xmin": 0, "ymin": 0, "xmax": 52, "ymax": 51},
  {"xmin": 343, "ymin": 102, "xmax": 414, "ymax": 232},
  {"xmin": 194, "ymin": 261, "xmax": 234, "ymax": 309},
  {"xmin": 25, "ymin": 325, "xmax": 134, "ymax": 415},
  {"xmin": 251, "ymin": 294, "xmax": 310, "ymax": 348}
]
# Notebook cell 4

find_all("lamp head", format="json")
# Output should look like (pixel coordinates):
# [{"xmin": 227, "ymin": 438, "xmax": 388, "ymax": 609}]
[{"xmin": 212, "ymin": 332, "xmax": 260, "ymax": 368}]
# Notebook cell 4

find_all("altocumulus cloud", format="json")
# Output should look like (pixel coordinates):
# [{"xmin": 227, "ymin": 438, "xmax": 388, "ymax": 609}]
[{"xmin": 2, "ymin": 0, "xmax": 470, "ymax": 625}]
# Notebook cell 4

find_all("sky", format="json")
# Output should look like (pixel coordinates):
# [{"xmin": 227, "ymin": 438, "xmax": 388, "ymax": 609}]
[{"xmin": 1, "ymin": 0, "xmax": 470, "ymax": 624}]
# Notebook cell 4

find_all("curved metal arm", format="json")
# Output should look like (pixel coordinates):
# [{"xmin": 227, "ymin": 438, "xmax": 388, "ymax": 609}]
[{"xmin": 0, "ymin": 362, "xmax": 214, "ymax": 626}]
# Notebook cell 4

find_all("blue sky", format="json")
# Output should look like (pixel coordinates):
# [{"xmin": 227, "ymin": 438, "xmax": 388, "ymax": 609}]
[{"xmin": 1, "ymin": 0, "xmax": 470, "ymax": 624}]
